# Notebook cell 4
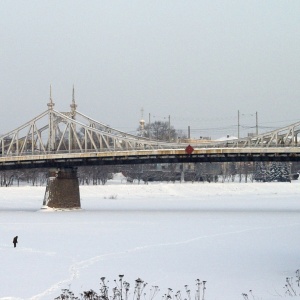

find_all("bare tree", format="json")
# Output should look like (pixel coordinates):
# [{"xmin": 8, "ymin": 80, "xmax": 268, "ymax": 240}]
[{"xmin": 141, "ymin": 121, "xmax": 177, "ymax": 142}]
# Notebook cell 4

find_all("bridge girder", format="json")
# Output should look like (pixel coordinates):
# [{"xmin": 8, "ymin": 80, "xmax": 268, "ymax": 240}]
[{"xmin": 0, "ymin": 149, "xmax": 298, "ymax": 171}]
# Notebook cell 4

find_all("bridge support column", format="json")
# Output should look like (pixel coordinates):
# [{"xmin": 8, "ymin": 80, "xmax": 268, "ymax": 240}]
[{"xmin": 43, "ymin": 167, "xmax": 81, "ymax": 209}]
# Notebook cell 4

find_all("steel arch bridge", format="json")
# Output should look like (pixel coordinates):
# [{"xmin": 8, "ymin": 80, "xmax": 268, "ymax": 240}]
[{"xmin": 1, "ymin": 90, "xmax": 300, "ymax": 171}]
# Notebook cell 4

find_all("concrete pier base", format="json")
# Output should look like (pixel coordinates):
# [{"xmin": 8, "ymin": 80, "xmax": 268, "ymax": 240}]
[{"xmin": 43, "ymin": 167, "xmax": 81, "ymax": 209}]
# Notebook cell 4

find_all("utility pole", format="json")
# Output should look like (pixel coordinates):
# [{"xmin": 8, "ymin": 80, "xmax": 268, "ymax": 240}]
[
  {"xmin": 256, "ymin": 111, "xmax": 258, "ymax": 135},
  {"xmin": 148, "ymin": 113, "xmax": 151, "ymax": 139},
  {"xmin": 238, "ymin": 110, "xmax": 240, "ymax": 139},
  {"xmin": 168, "ymin": 115, "xmax": 171, "ymax": 142}
]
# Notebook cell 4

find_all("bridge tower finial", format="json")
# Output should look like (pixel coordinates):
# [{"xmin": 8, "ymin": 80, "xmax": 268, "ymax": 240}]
[
  {"xmin": 139, "ymin": 107, "xmax": 145, "ymax": 136},
  {"xmin": 47, "ymin": 84, "xmax": 55, "ymax": 110},
  {"xmin": 70, "ymin": 85, "xmax": 77, "ymax": 117}
]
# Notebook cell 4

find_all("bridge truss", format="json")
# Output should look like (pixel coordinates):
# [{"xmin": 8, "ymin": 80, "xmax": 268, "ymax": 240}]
[
  {"xmin": 1, "ymin": 90, "xmax": 300, "ymax": 169},
  {"xmin": 216, "ymin": 123, "xmax": 300, "ymax": 148},
  {"xmin": 0, "ymin": 91, "xmax": 182, "ymax": 157}
]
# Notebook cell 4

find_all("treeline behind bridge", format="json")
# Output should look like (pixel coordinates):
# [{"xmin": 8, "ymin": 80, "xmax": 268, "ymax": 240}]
[{"xmin": 0, "ymin": 161, "xmax": 299, "ymax": 187}]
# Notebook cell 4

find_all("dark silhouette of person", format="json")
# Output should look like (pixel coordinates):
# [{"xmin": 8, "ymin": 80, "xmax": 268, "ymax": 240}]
[{"xmin": 13, "ymin": 236, "xmax": 18, "ymax": 248}]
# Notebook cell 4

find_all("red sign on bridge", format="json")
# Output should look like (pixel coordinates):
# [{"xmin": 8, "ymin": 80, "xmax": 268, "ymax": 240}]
[{"xmin": 185, "ymin": 144, "xmax": 194, "ymax": 155}]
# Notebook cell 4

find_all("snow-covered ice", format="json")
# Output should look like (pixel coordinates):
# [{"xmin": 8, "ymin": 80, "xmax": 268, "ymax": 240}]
[{"xmin": 1, "ymin": 178, "xmax": 300, "ymax": 299}]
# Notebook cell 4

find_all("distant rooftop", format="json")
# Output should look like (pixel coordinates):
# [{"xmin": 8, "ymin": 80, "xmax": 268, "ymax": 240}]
[{"xmin": 216, "ymin": 134, "xmax": 238, "ymax": 141}]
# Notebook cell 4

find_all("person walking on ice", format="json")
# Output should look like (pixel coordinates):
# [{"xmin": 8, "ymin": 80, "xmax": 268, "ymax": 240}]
[{"xmin": 13, "ymin": 236, "xmax": 18, "ymax": 248}]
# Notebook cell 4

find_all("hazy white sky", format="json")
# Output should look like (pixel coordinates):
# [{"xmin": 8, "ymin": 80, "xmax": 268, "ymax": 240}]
[{"xmin": 1, "ymin": 1, "xmax": 300, "ymax": 138}]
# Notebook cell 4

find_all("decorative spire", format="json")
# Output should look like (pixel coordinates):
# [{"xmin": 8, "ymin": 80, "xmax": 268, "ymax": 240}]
[
  {"xmin": 139, "ymin": 107, "xmax": 145, "ymax": 131},
  {"xmin": 47, "ymin": 84, "xmax": 55, "ymax": 110},
  {"xmin": 70, "ymin": 85, "xmax": 77, "ymax": 117}
]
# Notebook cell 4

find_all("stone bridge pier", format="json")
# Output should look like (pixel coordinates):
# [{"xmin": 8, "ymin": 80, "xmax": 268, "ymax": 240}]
[{"xmin": 43, "ymin": 167, "xmax": 81, "ymax": 209}]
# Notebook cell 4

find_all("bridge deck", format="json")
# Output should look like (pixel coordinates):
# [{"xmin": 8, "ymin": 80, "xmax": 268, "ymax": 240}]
[{"xmin": 1, "ymin": 147, "xmax": 300, "ymax": 170}]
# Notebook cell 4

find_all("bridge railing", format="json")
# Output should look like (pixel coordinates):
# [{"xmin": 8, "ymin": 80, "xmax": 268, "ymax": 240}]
[{"xmin": 0, "ymin": 142, "xmax": 299, "ymax": 159}]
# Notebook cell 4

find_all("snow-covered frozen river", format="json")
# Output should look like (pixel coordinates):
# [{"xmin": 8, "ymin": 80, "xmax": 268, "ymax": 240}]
[{"xmin": 1, "ymin": 180, "xmax": 300, "ymax": 300}]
